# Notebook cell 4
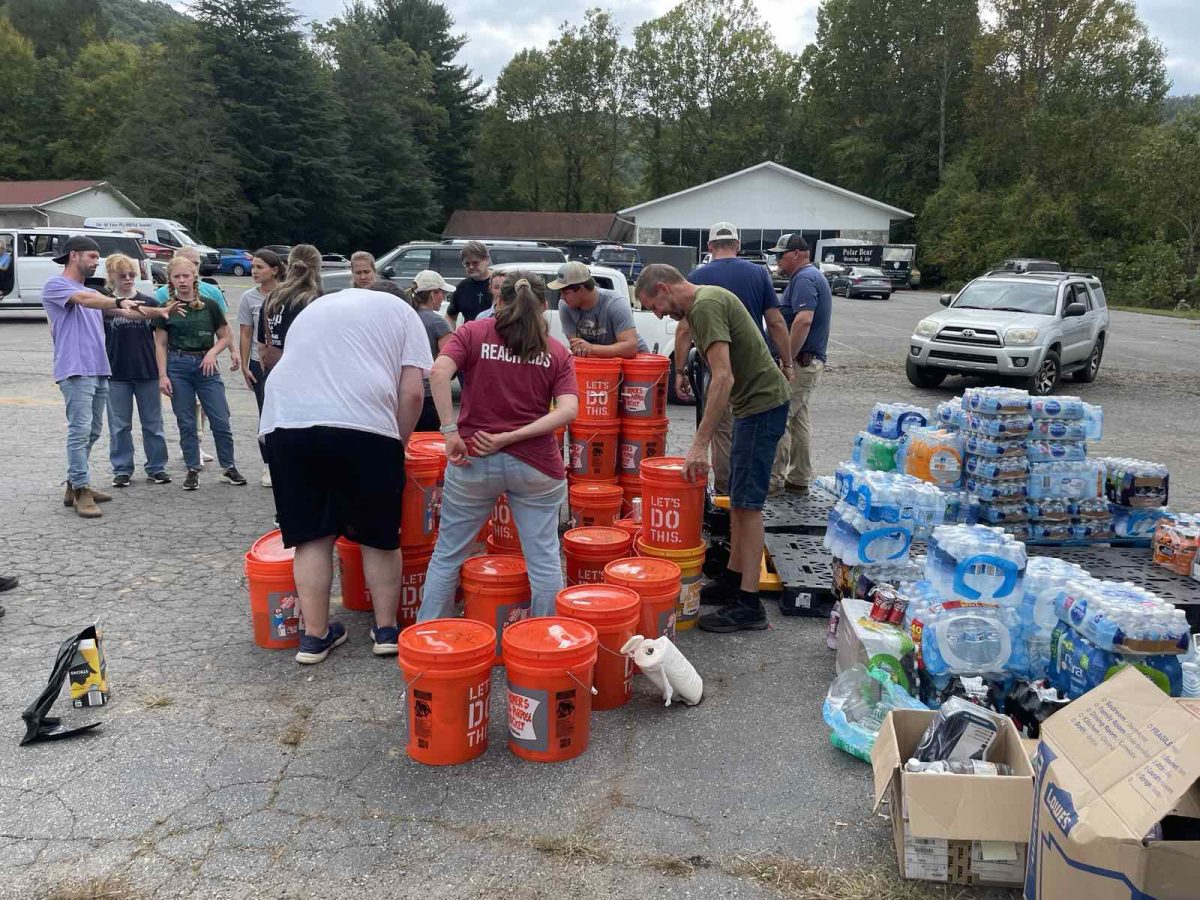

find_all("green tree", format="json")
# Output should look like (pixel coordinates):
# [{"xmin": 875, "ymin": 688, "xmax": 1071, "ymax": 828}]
[
  {"xmin": 472, "ymin": 48, "xmax": 553, "ymax": 210},
  {"xmin": 0, "ymin": 18, "xmax": 46, "ymax": 178},
  {"xmin": 1, "ymin": 0, "xmax": 107, "ymax": 57},
  {"xmin": 52, "ymin": 39, "xmax": 143, "ymax": 175},
  {"xmin": 1126, "ymin": 111, "xmax": 1200, "ymax": 277}
]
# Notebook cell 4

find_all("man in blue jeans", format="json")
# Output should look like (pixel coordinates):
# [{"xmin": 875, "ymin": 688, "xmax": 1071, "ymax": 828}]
[
  {"xmin": 636, "ymin": 264, "xmax": 791, "ymax": 633},
  {"xmin": 41, "ymin": 236, "xmax": 178, "ymax": 518}
]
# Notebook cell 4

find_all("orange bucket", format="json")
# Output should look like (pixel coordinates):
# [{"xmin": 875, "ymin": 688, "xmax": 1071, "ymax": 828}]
[
  {"xmin": 639, "ymin": 456, "xmax": 705, "ymax": 551},
  {"xmin": 555, "ymin": 585, "xmax": 640, "ymax": 710},
  {"xmin": 563, "ymin": 526, "xmax": 634, "ymax": 585},
  {"xmin": 613, "ymin": 517, "xmax": 642, "ymax": 542},
  {"xmin": 637, "ymin": 538, "xmax": 706, "ymax": 630},
  {"xmin": 567, "ymin": 420, "xmax": 620, "ymax": 479},
  {"xmin": 400, "ymin": 546, "xmax": 433, "ymax": 628},
  {"xmin": 604, "ymin": 556, "xmax": 681, "ymax": 642},
  {"xmin": 398, "ymin": 618, "xmax": 495, "ymax": 765},
  {"xmin": 461, "ymin": 555, "xmax": 531, "ymax": 665},
  {"xmin": 490, "ymin": 493, "xmax": 520, "ymax": 549},
  {"xmin": 619, "ymin": 353, "xmax": 669, "ymax": 419},
  {"xmin": 485, "ymin": 534, "xmax": 521, "ymax": 556},
  {"xmin": 569, "ymin": 481, "xmax": 623, "ymax": 527},
  {"xmin": 619, "ymin": 473, "xmax": 642, "ymax": 518},
  {"xmin": 407, "ymin": 432, "xmax": 447, "ymax": 457},
  {"xmin": 618, "ymin": 416, "xmax": 668, "ymax": 477},
  {"xmin": 244, "ymin": 530, "xmax": 302, "ymax": 649},
  {"xmin": 335, "ymin": 537, "xmax": 372, "ymax": 612},
  {"xmin": 503, "ymin": 616, "xmax": 599, "ymax": 762},
  {"xmin": 574, "ymin": 357, "xmax": 622, "ymax": 422},
  {"xmin": 401, "ymin": 442, "xmax": 446, "ymax": 550}
]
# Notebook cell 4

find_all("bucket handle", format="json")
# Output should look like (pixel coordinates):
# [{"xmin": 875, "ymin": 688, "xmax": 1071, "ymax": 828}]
[
  {"xmin": 566, "ymin": 670, "xmax": 598, "ymax": 696},
  {"xmin": 397, "ymin": 670, "xmax": 425, "ymax": 703}
]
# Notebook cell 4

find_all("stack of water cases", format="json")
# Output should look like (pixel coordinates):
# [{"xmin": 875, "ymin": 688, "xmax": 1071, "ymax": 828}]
[
  {"xmin": 851, "ymin": 402, "xmax": 930, "ymax": 472},
  {"xmin": 824, "ymin": 467, "xmax": 947, "ymax": 567},
  {"xmin": 1098, "ymin": 457, "xmax": 1172, "ymax": 542},
  {"xmin": 960, "ymin": 388, "xmax": 1034, "ymax": 540},
  {"xmin": 1047, "ymin": 576, "xmax": 1190, "ymax": 697},
  {"xmin": 1025, "ymin": 396, "xmax": 1108, "ymax": 542}
]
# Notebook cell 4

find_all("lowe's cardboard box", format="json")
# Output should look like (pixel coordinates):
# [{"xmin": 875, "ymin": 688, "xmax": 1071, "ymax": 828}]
[
  {"xmin": 872, "ymin": 706, "xmax": 1035, "ymax": 886},
  {"xmin": 1024, "ymin": 667, "xmax": 1200, "ymax": 900}
]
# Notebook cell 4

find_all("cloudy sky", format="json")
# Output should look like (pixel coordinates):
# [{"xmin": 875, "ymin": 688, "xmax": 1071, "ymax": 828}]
[{"xmin": 273, "ymin": 0, "xmax": 1194, "ymax": 95}]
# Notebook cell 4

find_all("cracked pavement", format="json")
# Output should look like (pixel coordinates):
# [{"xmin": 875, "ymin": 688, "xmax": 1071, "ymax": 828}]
[{"xmin": 2, "ymin": 291, "xmax": 1197, "ymax": 898}]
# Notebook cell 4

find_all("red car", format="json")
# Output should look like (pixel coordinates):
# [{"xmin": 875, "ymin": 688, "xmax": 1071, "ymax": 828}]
[{"xmin": 136, "ymin": 238, "xmax": 175, "ymax": 261}]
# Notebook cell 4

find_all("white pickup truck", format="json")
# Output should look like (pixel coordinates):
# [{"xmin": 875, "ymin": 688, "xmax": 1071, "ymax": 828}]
[{"xmin": 485, "ymin": 262, "xmax": 686, "ymax": 401}]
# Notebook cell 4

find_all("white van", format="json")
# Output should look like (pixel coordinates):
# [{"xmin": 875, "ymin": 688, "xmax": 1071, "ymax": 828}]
[
  {"xmin": 82, "ymin": 217, "xmax": 220, "ymax": 275},
  {"xmin": 0, "ymin": 227, "xmax": 155, "ymax": 313}
]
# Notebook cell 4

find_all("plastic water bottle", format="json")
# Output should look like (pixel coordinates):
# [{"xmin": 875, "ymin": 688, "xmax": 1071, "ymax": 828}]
[
  {"xmin": 965, "ymin": 476, "xmax": 1028, "ymax": 501},
  {"xmin": 835, "ymin": 461, "xmax": 869, "ymax": 501},
  {"xmin": 1083, "ymin": 403, "xmax": 1104, "ymax": 441},
  {"xmin": 963, "ymin": 434, "xmax": 1027, "ymax": 458},
  {"xmin": 1031, "ymin": 419, "xmax": 1088, "ymax": 441},
  {"xmin": 973, "ymin": 500, "xmax": 1028, "ymax": 525},
  {"xmin": 936, "ymin": 398, "xmax": 967, "ymax": 430},
  {"xmin": 963, "ymin": 412, "xmax": 1034, "ymax": 437},
  {"xmin": 1027, "ymin": 440, "xmax": 1088, "ymax": 463},
  {"xmin": 926, "ymin": 524, "xmax": 1026, "ymax": 604},
  {"xmin": 1053, "ymin": 579, "xmax": 1189, "ymax": 654},
  {"xmin": 1028, "ymin": 497, "xmax": 1071, "ymax": 521},
  {"xmin": 963, "ymin": 386, "xmax": 1031, "ymax": 414},
  {"xmin": 1030, "ymin": 396, "xmax": 1086, "ymax": 419},
  {"xmin": 921, "ymin": 603, "xmax": 1024, "ymax": 676},
  {"xmin": 1111, "ymin": 504, "xmax": 1169, "ymax": 538},
  {"xmin": 1030, "ymin": 522, "xmax": 1073, "ymax": 542},
  {"xmin": 1072, "ymin": 497, "xmax": 1111, "ymax": 520},
  {"xmin": 965, "ymin": 454, "xmax": 1028, "ymax": 480},
  {"xmin": 1027, "ymin": 459, "xmax": 1105, "ymax": 500},
  {"xmin": 869, "ymin": 402, "xmax": 931, "ymax": 439},
  {"xmin": 1183, "ymin": 634, "xmax": 1200, "ymax": 698},
  {"xmin": 852, "ymin": 432, "xmax": 900, "ymax": 472}
]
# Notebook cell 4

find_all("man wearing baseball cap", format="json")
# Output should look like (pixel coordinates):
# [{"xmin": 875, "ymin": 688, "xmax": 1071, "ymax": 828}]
[
  {"xmin": 675, "ymin": 222, "xmax": 792, "ymax": 495},
  {"xmin": 767, "ymin": 233, "xmax": 831, "ymax": 495},
  {"xmin": 42, "ymin": 235, "xmax": 180, "ymax": 517},
  {"xmin": 549, "ymin": 261, "xmax": 647, "ymax": 358}
]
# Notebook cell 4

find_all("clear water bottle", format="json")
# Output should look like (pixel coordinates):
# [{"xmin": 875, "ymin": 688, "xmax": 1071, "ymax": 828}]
[
  {"xmin": 1027, "ymin": 440, "xmax": 1088, "ymax": 463},
  {"xmin": 1182, "ymin": 633, "xmax": 1200, "ymax": 698},
  {"xmin": 964, "ymin": 412, "xmax": 1034, "ymax": 437},
  {"xmin": 963, "ymin": 386, "xmax": 1031, "ymax": 414},
  {"xmin": 1030, "ymin": 396, "xmax": 1086, "ymax": 420},
  {"xmin": 921, "ymin": 604, "xmax": 1024, "ymax": 676},
  {"xmin": 1031, "ymin": 418, "xmax": 1088, "ymax": 441},
  {"xmin": 937, "ymin": 397, "xmax": 967, "ymax": 430},
  {"xmin": 1082, "ymin": 402, "xmax": 1104, "ymax": 441}
]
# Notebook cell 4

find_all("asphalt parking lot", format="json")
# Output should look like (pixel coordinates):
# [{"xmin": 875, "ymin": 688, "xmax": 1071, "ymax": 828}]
[{"xmin": 0, "ymin": 283, "xmax": 1196, "ymax": 898}]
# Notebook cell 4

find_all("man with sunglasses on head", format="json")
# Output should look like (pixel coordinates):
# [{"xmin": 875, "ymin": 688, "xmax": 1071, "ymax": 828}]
[
  {"xmin": 549, "ymin": 261, "xmax": 647, "ymax": 359},
  {"xmin": 767, "ymin": 233, "xmax": 831, "ymax": 496}
]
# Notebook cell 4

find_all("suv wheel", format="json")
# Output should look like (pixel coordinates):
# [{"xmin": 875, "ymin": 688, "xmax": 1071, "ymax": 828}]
[
  {"xmin": 1072, "ymin": 337, "xmax": 1103, "ymax": 383},
  {"xmin": 905, "ymin": 357, "xmax": 946, "ymax": 388},
  {"xmin": 1026, "ymin": 350, "xmax": 1060, "ymax": 396}
]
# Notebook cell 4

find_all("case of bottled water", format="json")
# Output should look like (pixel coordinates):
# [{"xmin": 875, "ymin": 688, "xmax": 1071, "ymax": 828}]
[
  {"xmin": 1030, "ymin": 419, "xmax": 1088, "ymax": 441},
  {"xmin": 1072, "ymin": 497, "xmax": 1111, "ymax": 520},
  {"xmin": 1082, "ymin": 402, "xmax": 1103, "ymax": 440},
  {"xmin": 1026, "ymin": 440, "xmax": 1088, "ymax": 462},
  {"xmin": 1048, "ymin": 623, "xmax": 1183, "ymax": 698},
  {"xmin": 964, "ymin": 454, "xmax": 1028, "ymax": 480},
  {"xmin": 936, "ymin": 397, "xmax": 967, "ymax": 430},
  {"xmin": 852, "ymin": 431, "xmax": 899, "ymax": 471},
  {"xmin": 1026, "ymin": 459, "xmax": 1105, "ymax": 499},
  {"xmin": 964, "ymin": 476, "xmax": 1028, "ymax": 501},
  {"xmin": 825, "ymin": 502, "xmax": 914, "ymax": 567},
  {"xmin": 926, "ymin": 524, "xmax": 1027, "ymax": 604},
  {"xmin": 963, "ymin": 412, "xmax": 1034, "ymax": 437},
  {"xmin": 869, "ymin": 402, "xmax": 930, "ymax": 439},
  {"xmin": 1110, "ymin": 503, "xmax": 1169, "ymax": 538},
  {"xmin": 896, "ymin": 427, "xmax": 963, "ymax": 487},
  {"xmin": 1030, "ymin": 396, "xmax": 1086, "ymax": 419},
  {"xmin": 1030, "ymin": 522, "xmax": 1073, "ymax": 542},
  {"xmin": 963, "ymin": 386, "xmax": 1031, "ymax": 414},
  {"xmin": 1153, "ymin": 513, "xmax": 1200, "ymax": 575},
  {"xmin": 963, "ymin": 434, "xmax": 1026, "ymax": 458},
  {"xmin": 834, "ymin": 461, "xmax": 869, "ymax": 501},
  {"xmin": 1052, "ymin": 578, "xmax": 1190, "ymax": 655},
  {"xmin": 919, "ymin": 602, "xmax": 1027, "ymax": 677},
  {"xmin": 1027, "ymin": 498, "xmax": 1071, "ymax": 521},
  {"xmin": 1071, "ymin": 520, "xmax": 1114, "ymax": 541},
  {"xmin": 974, "ymin": 500, "xmax": 1029, "ymax": 525}
]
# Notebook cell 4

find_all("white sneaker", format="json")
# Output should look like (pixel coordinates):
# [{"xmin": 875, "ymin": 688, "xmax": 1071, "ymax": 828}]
[
  {"xmin": 261, "ymin": 469, "xmax": 272, "ymax": 488},
  {"xmin": 201, "ymin": 449, "xmax": 214, "ymax": 463}
]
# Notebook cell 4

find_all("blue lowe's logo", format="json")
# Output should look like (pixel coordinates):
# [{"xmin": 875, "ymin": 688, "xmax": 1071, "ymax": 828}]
[{"xmin": 1045, "ymin": 783, "xmax": 1078, "ymax": 836}]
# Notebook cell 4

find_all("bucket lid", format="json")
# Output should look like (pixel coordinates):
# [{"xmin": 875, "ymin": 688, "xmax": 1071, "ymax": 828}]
[
  {"xmin": 604, "ymin": 556, "xmax": 681, "ymax": 587},
  {"xmin": 556, "ymin": 584, "xmax": 641, "ymax": 621},
  {"xmin": 563, "ymin": 526, "xmax": 632, "ymax": 553},
  {"xmin": 569, "ymin": 482, "xmax": 623, "ymax": 503},
  {"xmin": 613, "ymin": 518, "xmax": 642, "ymax": 533},
  {"xmin": 407, "ymin": 434, "xmax": 448, "ymax": 461},
  {"xmin": 248, "ymin": 529, "xmax": 294, "ymax": 563},
  {"xmin": 624, "ymin": 352, "xmax": 670, "ymax": 370},
  {"xmin": 399, "ymin": 618, "xmax": 495, "ymax": 663},
  {"xmin": 635, "ymin": 536, "xmax": 709, "ymax": 561},
  {"xmin": 462, "ymin": 554, "xmax": 527, "ymax": 584},
  {"xmin": 502, "ymin": 616, "xmax": 598, "ymax": 659},
  {"xmin": 639, "ymin": 456, "xmax": 687, "ymax": 479},
  {"xmin": 574, "ymin": 356, "xmax": 622, "ymax": 372}
]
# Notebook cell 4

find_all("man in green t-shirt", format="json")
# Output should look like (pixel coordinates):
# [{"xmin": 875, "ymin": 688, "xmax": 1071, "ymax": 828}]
[{"xmin": 635, "ymin": 264, "xmax": 791, "ymax": 634}]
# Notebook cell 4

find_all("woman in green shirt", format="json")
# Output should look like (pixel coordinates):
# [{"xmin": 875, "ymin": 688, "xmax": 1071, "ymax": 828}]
[{"xmin": 154, "ymin": 256, "xmax": 246, "ymax": 491}]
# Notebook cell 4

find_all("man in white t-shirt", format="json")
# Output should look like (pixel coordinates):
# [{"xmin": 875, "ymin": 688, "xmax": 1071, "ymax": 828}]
[{"xmin": 259, "ymin": 286, "xmax": 432, "ymax": 665}]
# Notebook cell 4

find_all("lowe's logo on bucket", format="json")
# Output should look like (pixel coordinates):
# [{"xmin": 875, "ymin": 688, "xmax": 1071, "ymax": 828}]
[{"xmin": 1045, "ymin": 783, "xmax": 1079, "ymax": 836}]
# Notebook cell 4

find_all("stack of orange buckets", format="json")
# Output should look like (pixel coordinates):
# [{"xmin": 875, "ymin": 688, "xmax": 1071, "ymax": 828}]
[
  {"xmin": 617, "ymin": 353, "xmax": 670, "ymax": 519},
  {"xmin": 636, "ymin": 456, "xmax": 707, "ymax": 630},
  {"xmin": 567, "ymin": 357, "xmax": 624, "ymax": 525}
]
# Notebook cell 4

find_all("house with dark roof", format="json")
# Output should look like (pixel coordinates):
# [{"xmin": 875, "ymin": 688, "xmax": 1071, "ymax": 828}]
[{"xmin": 0, "ymin": 180, "xmax": 141, "ymax": 228}]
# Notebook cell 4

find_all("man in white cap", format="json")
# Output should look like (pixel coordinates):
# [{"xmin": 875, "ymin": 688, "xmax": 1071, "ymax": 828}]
[
  {"xmin": 549, "ymin": 260, "xmax": 647, "ymax": 358},
  {"xmin": 674, "ymin": 222, "xmax": 791, "ymax": 495}
]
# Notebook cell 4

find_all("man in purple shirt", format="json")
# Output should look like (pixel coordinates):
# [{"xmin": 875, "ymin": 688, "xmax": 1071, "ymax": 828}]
[{"xmin": 41, "ymin": 235, "xmax": 177, "ymax": 518}]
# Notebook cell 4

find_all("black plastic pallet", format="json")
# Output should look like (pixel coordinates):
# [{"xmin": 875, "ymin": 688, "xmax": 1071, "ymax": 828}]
[
  {"xmin": 1026, "ymin": 544, "xmax": 1199, "ymax": 608},
  {"xmin": 763, "ymin": 533, "xmax": 836, "ymax": 615},
  {"xmin": 761, "ymin": 486, "xmax": 837, "ymax": 535}
]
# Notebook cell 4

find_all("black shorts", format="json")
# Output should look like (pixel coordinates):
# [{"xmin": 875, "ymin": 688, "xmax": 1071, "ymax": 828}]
[{"xmin": 265, "ymin": 426, "xmax": 404, "ymax": 550}]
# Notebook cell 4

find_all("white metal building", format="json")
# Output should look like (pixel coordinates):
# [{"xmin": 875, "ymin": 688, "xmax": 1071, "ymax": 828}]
[
  {"xmin": 618, "ymin": 161, "xmax": 912, "ymax": 256},
  {"xmin": 0, "ymin": 180, "xmax": 141, "ymax": 228}
]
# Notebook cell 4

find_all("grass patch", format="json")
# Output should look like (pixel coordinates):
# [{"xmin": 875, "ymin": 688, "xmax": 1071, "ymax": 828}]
[
  {"xmin": 140, "ymin": 694, "xmax": 173, "ymax": 710},
  {"xmin": 723, "ymin": 856, "xmax": 965, "ymax": 900},
  {"xmin": 278, "ymin": 722, "xmax": 307, "ymax": 747},
  {"xmin": 645, "ymin": 854, "xmax": 708, "ymax": 877},
  {"xmin": 43, "ymin": 874, "xmax": 140, "ymax": 900},
  {"xmin": 528, "ymin": 833, "xmax": 612, "ymax": 865},
  {"xmin": 1112, "ymin": 305, "xmax": 1200, "ymax": 320}
]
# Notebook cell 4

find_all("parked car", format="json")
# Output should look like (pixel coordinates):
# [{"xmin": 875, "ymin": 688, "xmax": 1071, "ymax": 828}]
[
  {"xmin": 263, "ymin": 244, "xmax": 292, "ymax": 259},
  {"xmin": 322, "ymin": 240, "xmax": 566, "ymax": 292},
  {"xmin": 321, "ymin": 253, "xmax": 351, "ymax": 269},
  {"xmin": 989, "ymin": 258, "xmax": 1061, "ymax": 275},
  {"xmin": 136, "ymin": 238, "xmax": 175, "ymax": 261},
  {"xmin": 818, "ymin": 261, "xmax": 847, "ymax": 283},
  {"xmin": 0, "ymin": 227, "xmax": 154, "ymax": 311},
  {"xmin": 216, "ymin": 248, "xmax": 253, "ymax": 276},
  {"xmin": 906, "ymin": 271, "xmax": 1109, "ymax": 396},
  {"xmin": 592, "ymin": 244, "xmax": 643, "ymax": 281},
  {"xmin": 831, "ymin": 266, "xmax": 893, "ymax": 299}
]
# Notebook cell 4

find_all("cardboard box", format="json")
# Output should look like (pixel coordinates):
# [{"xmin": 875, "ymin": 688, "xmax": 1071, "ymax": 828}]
[
  {"xmin": 1024, "ymin": 667, "xmax": 1200, "ymax": 900},
  {"xmin": 68, "ymin": 623, "xmax": 108, "ymax": 708},
  {"xmin": 834, "ymin": 597, "xmax": 915, "ymax": 691},
  {"xmin": 872, "ymin": 707, "xmax": 1035, "ymax": 886}
]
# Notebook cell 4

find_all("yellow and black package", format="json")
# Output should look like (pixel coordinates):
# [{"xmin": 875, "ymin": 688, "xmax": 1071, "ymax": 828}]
[
  {"xmin": 69, "ymin": 625, "xmax": 108, "ymax": 708},
  {"xmin": 21, "ymin": 623, "xmax": 107, "ymax": 745}
]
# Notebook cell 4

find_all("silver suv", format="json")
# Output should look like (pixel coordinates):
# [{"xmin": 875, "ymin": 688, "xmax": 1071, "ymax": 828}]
[{"xmin": 906, "ymin": 272, "xmax": 1109, "ymax": 395}]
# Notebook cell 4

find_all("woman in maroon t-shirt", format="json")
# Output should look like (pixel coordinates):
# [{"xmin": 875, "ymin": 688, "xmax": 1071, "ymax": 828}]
[{"xmin": 417, "ymin": 272, "xmax": 579, "ymax": 619}]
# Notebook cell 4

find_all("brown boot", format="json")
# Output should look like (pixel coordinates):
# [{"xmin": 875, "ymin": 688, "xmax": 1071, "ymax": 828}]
[
  {"xmin": 90, "ymin": 486, "xmax": 112, "ymax": 503},
  {"xmin": 72, "ymin": 487, "xmax": 102, "ymax": 519},
  {"xmin": 63, "ymin": 484, "xmax": 74, "ymax": 507},
  {"xmin": 65, "ymin": 484, "xmax": 112, "ymax": 504}
]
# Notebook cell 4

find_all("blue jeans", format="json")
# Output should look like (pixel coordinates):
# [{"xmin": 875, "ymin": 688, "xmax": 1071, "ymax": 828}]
[
  {"xmin": 418, "ymin": 453, "xmax": 567, "ymax": 620},
  {"xmin": 107, "ymin": 379, "xmax": 169, "ymax": 476},
  {"xmin": 166, "ymin": 352, "xmax": 236, "ymax": 471},
  {"xmin": 59, "ymin": 376, "xmax": 109, "ymax": 489},
  {"xmin": 730, "ymin": 402, "xmax": 789, "ymax": 510}
]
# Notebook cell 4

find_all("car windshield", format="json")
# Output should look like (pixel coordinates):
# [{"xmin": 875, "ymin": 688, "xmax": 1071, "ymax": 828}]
[{"xmin": 954, "ymin": 281, "xmax": 1058, "ymax": 316}]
